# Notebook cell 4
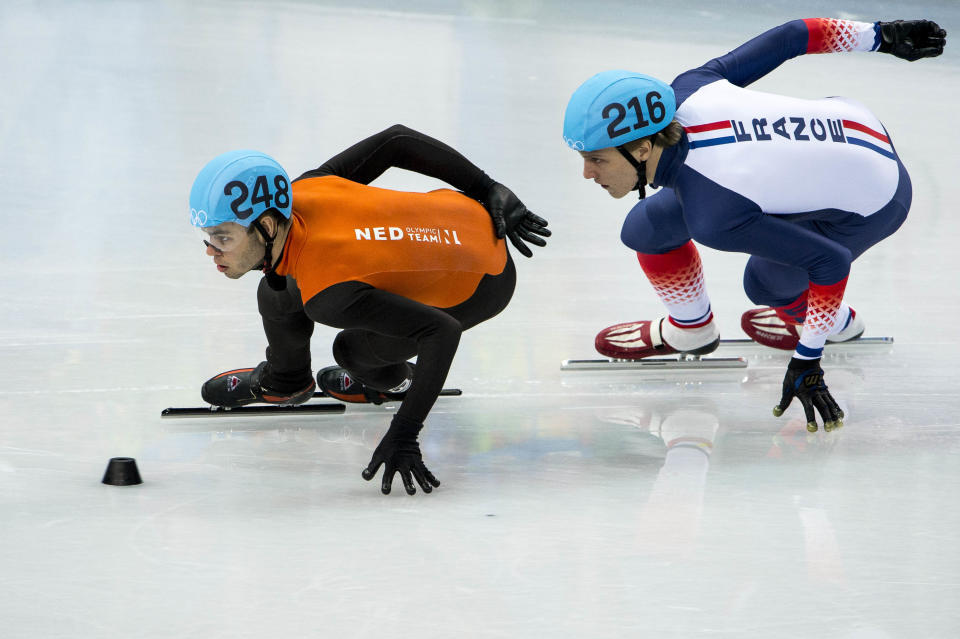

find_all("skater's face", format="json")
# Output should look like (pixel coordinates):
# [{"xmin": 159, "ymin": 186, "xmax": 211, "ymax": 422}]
[
  {"xmin": 202, "ymin": 222, "xmax": 264, "ymax": 279},
  {"xmin": 579, "ymin": 147, "xmax": 641, "ymax": 199}
]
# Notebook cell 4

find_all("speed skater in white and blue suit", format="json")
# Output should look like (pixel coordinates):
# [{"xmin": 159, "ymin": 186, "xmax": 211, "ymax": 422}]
[{"xmin": 562, "ymin": 18, "xmax": 946, "ymax": 432}]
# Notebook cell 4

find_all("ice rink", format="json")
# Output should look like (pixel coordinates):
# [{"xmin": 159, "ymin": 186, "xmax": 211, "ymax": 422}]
[{"xmin": 2, "ymin": 1, "xmax": 959, "ymax": 637}]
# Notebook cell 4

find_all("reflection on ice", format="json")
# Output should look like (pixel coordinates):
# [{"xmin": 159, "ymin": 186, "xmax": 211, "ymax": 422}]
[{"xmin": 2, "ymin": 0, "xmax": 959, "ymax": 637}]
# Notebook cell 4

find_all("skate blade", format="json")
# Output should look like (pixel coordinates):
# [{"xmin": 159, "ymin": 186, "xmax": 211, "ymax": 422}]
[
  {"xmin": 160, "ymin": 403, "xmax": 346, "ymax": 418},
  {"xmin": 560, "ymin": 356, "xmax": 747, "ymax": 371},
  {"xmin": 312, "ymin": 388, "xmax": 462, "ymax": 399},
  {"xmin": 717, "ymin": 337, "xmax": 893, "ymax": 347}
]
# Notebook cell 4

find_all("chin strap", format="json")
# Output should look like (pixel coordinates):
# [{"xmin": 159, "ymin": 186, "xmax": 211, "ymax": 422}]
[
  {"xmin": 252, "ymin": 219, "xmax": 288, "ymax": 291},
  {"xmin": 252, "ymin": 219, "xmax": 276, "ymax": 272},
  {"xmin": 615, "ymin": 145, "xmax": 647, "ymax": 200}
]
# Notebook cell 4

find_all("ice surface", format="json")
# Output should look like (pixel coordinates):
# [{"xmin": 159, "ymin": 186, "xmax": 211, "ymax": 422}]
[{"xmin": 1, "ymin": 1, "xmax": 958, "ymax": 637}]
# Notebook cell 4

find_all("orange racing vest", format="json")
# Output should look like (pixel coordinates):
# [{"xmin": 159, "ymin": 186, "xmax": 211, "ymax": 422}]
[{"xmin": 275, "ymin": 176, "xmax": 508, "ymax": 308}]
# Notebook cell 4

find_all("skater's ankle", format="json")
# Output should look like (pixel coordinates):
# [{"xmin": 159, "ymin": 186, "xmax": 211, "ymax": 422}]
[
  {"xmin": 662, "ymin": 316, "xmax": 720, "ymax": 351},
  {"xmin": 667, "ymin": 311, "xmax": 714, "ymax": 331},
  {"xmin": 261, "ymin": 365, "xmax": 313, "ymax": 394},
  {"xmin": 827, "ymin": 306, "xmax": 864, "ymax": 342}
]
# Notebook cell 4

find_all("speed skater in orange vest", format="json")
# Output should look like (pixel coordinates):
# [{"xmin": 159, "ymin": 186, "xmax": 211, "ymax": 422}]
[{"xmin": 188, "ymin": 125, "xmax": 550, "ymax": 495}]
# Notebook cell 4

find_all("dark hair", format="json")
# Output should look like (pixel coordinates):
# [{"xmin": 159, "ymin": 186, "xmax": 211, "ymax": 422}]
[
  {"xmin": 625, "ymin": 119, "xmax": 683, "ymax": 151},
  {"xmin": 245, "ymin": 208, "xmax": 289, "ymax": 235}
]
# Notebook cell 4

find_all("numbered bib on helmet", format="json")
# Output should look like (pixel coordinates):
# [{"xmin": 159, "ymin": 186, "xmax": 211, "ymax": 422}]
[
  {"xmin": 563, "ymin": 70, "xmax": 676, "ymax": 152},
  {"xmin": 189, "ymin": 150, "xmax": 291, "ymax": 229}
]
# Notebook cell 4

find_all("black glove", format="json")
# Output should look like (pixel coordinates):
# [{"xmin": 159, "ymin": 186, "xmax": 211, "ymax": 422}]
[
  {"xmin": 362, "ymin": 414, "xmax": 440, "ymax": 495},
  {"xmin": 773, "ymin": 357, "xmax": 844, "ymax": 433},
  {"xmin": 482, "ymin": 182, "xmax": 551, "ymax": 258},
  {"xmin": 878, "ymin": 20, "xmax": 947, "ymax": 61}
]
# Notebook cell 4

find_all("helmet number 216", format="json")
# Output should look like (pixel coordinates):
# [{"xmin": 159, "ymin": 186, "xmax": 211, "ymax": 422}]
[{"xmin": 603, "ymin": 92, "xmax": 666, "ymax": 139}]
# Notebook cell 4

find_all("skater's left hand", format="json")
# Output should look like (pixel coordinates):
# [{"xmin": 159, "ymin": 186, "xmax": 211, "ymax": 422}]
[
  {"xmin": 878, "ymin": 20, "xmax": 947, "ymax": 61},
  {"xmin": 362, "ymin": 414, "xmax": 441, "ymax": 495},
  {"xmin": 773, "ymin": 357, "xmax": 844, "ymax": 432},
  {"xmin": 482, "ymin": 182, "xmax": 551, "ymax": 258}
]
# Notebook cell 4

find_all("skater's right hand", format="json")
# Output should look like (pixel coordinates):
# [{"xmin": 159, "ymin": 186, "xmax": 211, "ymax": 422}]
[
  {"xmin": 773, "ymin": 357, "xmax": 844, "ymax": 433},
  {"xmin": 362, "ymin": 414, "xmax": 441, "ymax": 495},
  {"xmin": 482, "ymin": 182, "xmax": 551, "ymax": 258},
  {"xmin": 878, "ymin": 20, "xmax": 946, "ymax": 61}
]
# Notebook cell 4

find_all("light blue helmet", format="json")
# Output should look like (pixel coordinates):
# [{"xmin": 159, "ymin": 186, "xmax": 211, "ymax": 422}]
[
  {"xmin": 189, "ymin": 150, "xmax": 292, "ymax": 229},
  {"xmin": 563, "ymin": 70, "xmax": 676, "ymax": 152}
]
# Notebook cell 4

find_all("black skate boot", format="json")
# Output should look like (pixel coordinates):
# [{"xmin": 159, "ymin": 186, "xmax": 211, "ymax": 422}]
[
  {"xmin": 316, "ymin": 366, "xmax": 411, "ymax": 405},
  {"xmin": 201, "ymin": 361, "xmax": 315, "ymax": 408}
]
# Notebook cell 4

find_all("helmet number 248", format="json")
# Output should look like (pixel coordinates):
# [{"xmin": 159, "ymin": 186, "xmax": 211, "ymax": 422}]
[
  {"xmin": 223, "ymin": 175, "xmax": 290, "ymax": 220},
  {"xmin": 603, "ymin": 92, "xmax": 667, "ymax": 139}
]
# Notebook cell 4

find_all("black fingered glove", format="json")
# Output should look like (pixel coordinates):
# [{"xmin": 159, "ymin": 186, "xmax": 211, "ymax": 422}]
[
  {"xmin": 773, "ymin": 357, "xmax": 844, "ymax": 433},
  {"xmin": 362, "ymin": 414, "xmax": 440, "ymax": 495},
  {"xmin": 878, "ymin": 20, "xmax": 947, "ymax": 61},
  {"xmin": 482, "ymin": 182, "xmax": 551, "ymax": 258}
]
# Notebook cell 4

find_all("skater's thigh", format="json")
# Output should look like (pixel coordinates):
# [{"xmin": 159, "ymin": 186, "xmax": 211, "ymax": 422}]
[
  {"xmin": 808, "ymin": 205, "xmax": 909, "ymax": 260},
  {"xmin": 334, "ymin": 254, "xmax": 516, "ymax": 365},
  {"xmin": 620, "ymin": 187, "xmax": 691, "ymax": 254},
  {"xmin": 334, "ymin": 329, "xmax": 417, "ymax": 366},
  {"xmin": 442, "ymin": 254, "xmax": 516, "ymax": 331},
  {"xmin": 808, "ymin": 160, "xmax": 912, "ymax": 259}
]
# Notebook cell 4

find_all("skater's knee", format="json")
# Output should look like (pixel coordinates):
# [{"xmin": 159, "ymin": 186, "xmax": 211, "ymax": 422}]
[
  {"xmin": 742, "ymin": 268, "xmax": 770, "ymax": 305},
  {"xmin": 621, "ymin": 212, "xmax": 689, "ymax": 253},
  {"xmin": 332, "ymin": 329, "xmax": 406, "ymax": 370},
  {"xmin": 621, "ymin": 227, "xmax": 682, "ymax": 254},
  {"xmin": 331, "ymin": 331, "xmax": 361, "ymax": 368},
  {"xmin": 257, "ymin": 276, "xmax": 302, "ymax": 316},
  {"xmin": 742, "ymin": 258, "xmax": 806, "ymax": 306},
  {"xmin": 620, "ymin": 222, "xmax": 648, "ymax": 252}
]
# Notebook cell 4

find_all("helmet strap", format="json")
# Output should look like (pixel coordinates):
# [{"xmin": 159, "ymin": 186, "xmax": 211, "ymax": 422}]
[
  {"xmin": 615, "ymin": 145, "xmax": 647, "ymax": 200},
  {"xmin": 252, "ymin": 219, "xmax": 273, "ymax": 270},
  {"xmin": 253, "ymin": 217, "xmax": 289, "ymax": 291},
  {"xmin": 252, "ymin": 218, "xmax": 280, "ymax": 273}
]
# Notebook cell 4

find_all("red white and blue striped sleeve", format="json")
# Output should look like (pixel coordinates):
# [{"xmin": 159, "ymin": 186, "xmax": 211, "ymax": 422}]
[
  {"xmin": 673, "ymin": 19, "xmax": 882, "ymax": 100},
  {"xmin": 803, "ymin": 18, "xmax": 879, "ymax": 54}
]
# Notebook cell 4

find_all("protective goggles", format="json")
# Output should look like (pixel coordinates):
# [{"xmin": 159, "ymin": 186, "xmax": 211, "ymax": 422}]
[{"xmin": 198, "ymin": 224, "xmax": 247, "ymax": 253}]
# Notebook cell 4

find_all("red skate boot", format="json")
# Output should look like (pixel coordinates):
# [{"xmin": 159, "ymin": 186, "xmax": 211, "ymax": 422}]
[
  {"xmin": 740, "ymin": 307, "xmax": 802, "ymax": 350},
  {"xmin": 595, "ymin": 318, "xmax": 720, "ymax": 360},
  {"xmin": 742, "ymin": 307, "xmax": 865, "ymax": 350}
]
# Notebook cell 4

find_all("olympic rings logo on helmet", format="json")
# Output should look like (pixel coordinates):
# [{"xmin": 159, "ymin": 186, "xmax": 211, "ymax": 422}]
[
  {"xmin": 190, "ymin": 208, "xmax": 208, "ymax": 227},
  {"xmin": 563, "ymin": 136, "xmax": 585, "ymax": 151}
]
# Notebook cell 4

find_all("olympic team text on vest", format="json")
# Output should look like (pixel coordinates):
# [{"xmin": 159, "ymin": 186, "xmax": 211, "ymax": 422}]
[{"xmin": 354, "ymin": 226, "xmax": 463, "ymax": 245}]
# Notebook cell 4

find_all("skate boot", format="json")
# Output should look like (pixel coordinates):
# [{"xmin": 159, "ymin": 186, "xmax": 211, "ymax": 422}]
[
  {"xmin": 740, "ymin": 307, "xmax": 802, "ymax": 350},
  {"xmin": 201, "ymin": 361, "xmax": 315, "ymax": 408},
  {"xmin": 316, "ymin": 366, "xmax": 411, "ymax": 405},
  {"xmin": 826, "ymin": 308, "xmax": 865, "ymax": 344},
  {"xmin": 595, "ymin": 318, "xmax": 720, "ymax": 360},
  {"xmin": 742, "ymin": 307, "xmax": 865, "ymax": 350}
]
